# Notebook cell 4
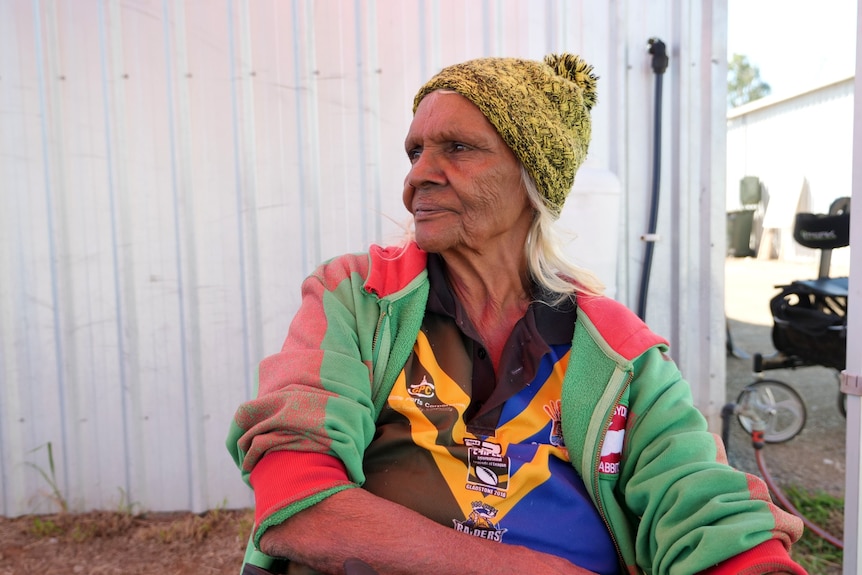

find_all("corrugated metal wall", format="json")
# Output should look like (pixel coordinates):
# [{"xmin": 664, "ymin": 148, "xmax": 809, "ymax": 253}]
[
  {"xmin": 0, "ymin": 0, "xmax": 605, "ymax": 516},
  {"xmin": 1, "ymin": 0, "xmax": 728, "ymax": 516}
]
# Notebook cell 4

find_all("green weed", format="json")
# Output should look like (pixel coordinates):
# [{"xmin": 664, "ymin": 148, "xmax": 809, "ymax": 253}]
[
  {"xmin": 114, "ymin": 487, "xmax": 142, "ymax": 516},
  {"xmin": 24, "ymin": 442, "xmax": 68, "ymax": 513},
  {"xmin": 29, "ymin": 516, "xmax": 62, "ymax": 537}
]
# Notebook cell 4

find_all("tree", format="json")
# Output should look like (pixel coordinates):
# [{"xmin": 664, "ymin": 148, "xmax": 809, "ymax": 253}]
[{"xmin": 727, "ymin": 53, "xmax": 771, "ymax": 108}]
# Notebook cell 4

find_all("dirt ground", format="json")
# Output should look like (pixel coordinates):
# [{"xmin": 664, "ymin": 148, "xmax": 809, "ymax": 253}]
[
  {"xmin": 0, "ymin": 508, "xmax": 252, "ymax": 575},
  {"xmin": 0, "ymin": 258, "xmax": 848, "ymax": 575}
]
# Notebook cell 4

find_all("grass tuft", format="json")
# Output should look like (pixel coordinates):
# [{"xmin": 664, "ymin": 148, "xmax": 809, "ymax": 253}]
[
  {"xmin": 25, "ymin": 442, "xmax": 68, "ymax": 513},
  {"xmin": 135, "ymin": 509, "xmax": 238, "ymax": 544},
  {"xmin": 28, "ymin": 510, "xmax": 139, "ymax": 542},
  {"xmin": 783, "ymin": 484, "xmax": 843, "ymax": 574}
]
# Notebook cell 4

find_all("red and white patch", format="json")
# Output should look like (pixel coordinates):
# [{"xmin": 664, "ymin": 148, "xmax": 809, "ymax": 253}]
[{"xmin": 598, "ymin": 404, "xmax": 627, "ymax": 474}]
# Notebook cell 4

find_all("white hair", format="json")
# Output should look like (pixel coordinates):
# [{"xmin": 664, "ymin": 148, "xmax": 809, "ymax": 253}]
[{"xmin": 521, "ymin": 166, "xmax": 605, "ymax": 303}]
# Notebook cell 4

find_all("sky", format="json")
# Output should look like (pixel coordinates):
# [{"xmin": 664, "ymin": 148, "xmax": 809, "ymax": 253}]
[{"xmin": 728, "ymin": 0, "xmax": 858, "ymax": 99}]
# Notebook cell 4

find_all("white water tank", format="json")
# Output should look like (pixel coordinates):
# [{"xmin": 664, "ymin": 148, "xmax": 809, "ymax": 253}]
[{"xmin": 555, "ymin": 167, "xmax": 623, "ymax": 299}]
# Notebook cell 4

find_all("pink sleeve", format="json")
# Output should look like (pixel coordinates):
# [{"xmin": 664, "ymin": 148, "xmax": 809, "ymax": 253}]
[
  {"xmin": 697, "ymin": 539, "xmax": 807, "ymax": 575},
  {"xmin": 250, "ymin": 450, "xmax": 353, "ymax": 528}
]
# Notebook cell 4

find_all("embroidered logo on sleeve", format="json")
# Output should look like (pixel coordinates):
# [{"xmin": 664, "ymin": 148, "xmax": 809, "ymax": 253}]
[{"xmin": 598, "ymin": 404, "xmax": 627, "ymax": 475}]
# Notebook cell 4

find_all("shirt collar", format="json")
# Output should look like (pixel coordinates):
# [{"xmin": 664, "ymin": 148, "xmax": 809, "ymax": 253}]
[{"xmin": 425, "ymin": 253, "xmax": 576, "ymax": 345}]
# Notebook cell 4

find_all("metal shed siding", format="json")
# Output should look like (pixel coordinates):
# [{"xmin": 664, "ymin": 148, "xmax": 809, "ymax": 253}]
[{"xmin": 1, "ymin": 0, "xmax": 726, "ymax": 516}]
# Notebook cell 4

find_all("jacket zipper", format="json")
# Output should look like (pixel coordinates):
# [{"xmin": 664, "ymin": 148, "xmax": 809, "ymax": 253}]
[
  {"xmin": 371, "ymin": 308, "xmax": 386, "ymax": 361},
  {"xmin": 592, "ymin": 371, "xmax": 634, "ymax": 572},
  {"xmin": 370, "ymin": 302, "xmax": 392, "ymax": 412}
]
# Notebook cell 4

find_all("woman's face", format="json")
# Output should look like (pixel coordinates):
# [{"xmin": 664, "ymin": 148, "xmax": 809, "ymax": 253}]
[{"xmin": 402, "ymin": 91, "xmax": 533, "ymax": 257}]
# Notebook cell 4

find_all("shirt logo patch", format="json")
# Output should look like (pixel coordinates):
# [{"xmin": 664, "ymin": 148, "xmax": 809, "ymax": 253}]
[
  {"xmin": 599, "ymin": 404, "xmax": 627, "ymax": 475},
  {"xmin": 452, "ymin": 501, "xmax": 508, "ymax": 541},
  {"xmin": 408, "ymin": 375, "xmax": 436, "ymax": 399},
  {"xmin": 543, "ymin": 399, "xmax": 565, "ymax": 447},
  {"xmin": 464, "ymin": 438, "xmax": 509, "ymax": 498}
]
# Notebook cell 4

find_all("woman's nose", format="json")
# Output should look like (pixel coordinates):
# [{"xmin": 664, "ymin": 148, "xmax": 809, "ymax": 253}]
[{"xmin": 407, "ymin": 150, "xmax": 445, "ymax": 188}]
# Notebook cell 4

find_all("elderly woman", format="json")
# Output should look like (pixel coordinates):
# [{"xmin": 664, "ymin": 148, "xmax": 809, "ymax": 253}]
[{"xmin": 228, "ymin": 54, "xmax": 806, "ymax": 575}]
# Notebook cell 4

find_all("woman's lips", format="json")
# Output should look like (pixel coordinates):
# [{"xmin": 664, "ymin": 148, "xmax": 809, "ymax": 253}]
[{"xmin": 413, "ymin": 205, "xmax": 448, "ymax": 218}]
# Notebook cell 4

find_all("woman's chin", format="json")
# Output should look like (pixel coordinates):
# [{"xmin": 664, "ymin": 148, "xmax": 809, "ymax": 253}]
[{"xmin": 413, "ymin": 228, "xmax": 456, "ymax": 254}]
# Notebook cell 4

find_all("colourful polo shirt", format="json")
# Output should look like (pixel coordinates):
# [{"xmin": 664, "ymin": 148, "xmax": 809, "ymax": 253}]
[{"xmin": 362, "ymin": 255, "xmax": 620, "ymax": 574}]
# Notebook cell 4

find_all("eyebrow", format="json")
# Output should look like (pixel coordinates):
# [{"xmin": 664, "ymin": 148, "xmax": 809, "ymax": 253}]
[{"xmin": 405, "ymin": 128, "xmax": 491, "ymax": 149}]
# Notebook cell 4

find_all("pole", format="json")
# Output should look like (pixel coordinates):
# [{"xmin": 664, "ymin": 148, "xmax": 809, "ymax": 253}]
[{"xmin": 842, "ymin": 3, "xmax": 862, "ymax": 572}]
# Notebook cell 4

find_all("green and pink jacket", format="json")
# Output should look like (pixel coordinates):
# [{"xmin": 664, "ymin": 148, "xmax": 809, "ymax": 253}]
[{"xmin": 227, "ymin": 241, "xmax": 805, "ymax": 575}]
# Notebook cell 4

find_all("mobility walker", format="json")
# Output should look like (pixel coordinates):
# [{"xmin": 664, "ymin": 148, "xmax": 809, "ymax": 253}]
[{"xmin": 736, "ymin": 196, "xmax": 851, "ymax": 443}]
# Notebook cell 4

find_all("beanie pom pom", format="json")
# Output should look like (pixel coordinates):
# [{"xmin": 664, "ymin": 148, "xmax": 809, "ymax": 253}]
[{"xmin": 544, "ymin": 53, "xmax": 598, "ymax": 110}]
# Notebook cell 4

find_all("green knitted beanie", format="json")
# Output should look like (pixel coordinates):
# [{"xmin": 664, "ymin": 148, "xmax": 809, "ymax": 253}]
[{"xmin": 412, "ymin": 54, "xmax": 598, "ymax": 216}]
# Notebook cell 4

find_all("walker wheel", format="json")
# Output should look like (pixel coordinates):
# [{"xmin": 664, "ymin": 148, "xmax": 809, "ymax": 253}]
[{"xmin": 736, "ymin": 379, "xmax": 806, "ymax": 443}]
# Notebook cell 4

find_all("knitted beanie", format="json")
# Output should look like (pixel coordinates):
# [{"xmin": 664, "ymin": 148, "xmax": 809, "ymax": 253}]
[{"xmin": 412, "ymin": 54, "xmax": 598, "ymax": 216}]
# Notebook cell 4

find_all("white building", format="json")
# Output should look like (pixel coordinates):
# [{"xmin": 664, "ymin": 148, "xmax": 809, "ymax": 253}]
[{"xmin": 727, "ymin": 75, "xmax": 854, "ymax": 267}]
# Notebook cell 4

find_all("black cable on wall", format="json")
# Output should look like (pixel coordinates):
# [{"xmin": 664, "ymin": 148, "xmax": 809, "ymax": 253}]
[{"xmin": 637, "ymin": 38, "xmax": 669, "ymax": 321}]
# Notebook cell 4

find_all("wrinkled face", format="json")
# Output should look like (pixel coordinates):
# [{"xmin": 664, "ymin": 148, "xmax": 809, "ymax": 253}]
[{"xmin": 402, "ymin": 91, "xmax": 533, "ymax": 257}]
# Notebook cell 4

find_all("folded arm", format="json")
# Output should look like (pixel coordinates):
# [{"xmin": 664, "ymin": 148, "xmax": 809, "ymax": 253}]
[{"xmin": 260, "ymin": 487, "xmax": 597, "ymax": 575}]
